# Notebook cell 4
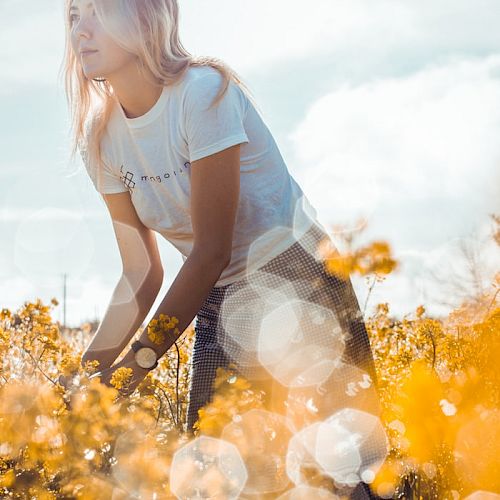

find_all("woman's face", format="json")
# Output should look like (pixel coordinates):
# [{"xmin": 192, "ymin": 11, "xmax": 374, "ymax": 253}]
[{"xmin": 69, "ymin": 1, "xmax": 137, "ymax": 81}]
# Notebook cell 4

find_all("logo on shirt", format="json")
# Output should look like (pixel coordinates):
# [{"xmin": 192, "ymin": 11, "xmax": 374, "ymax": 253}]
[
  {"xmin": 119, "ymin": 164, "xmax": 136, "ymax": 193},
  {"xmin": 119, "ymin": 162, "xmax": 191, "ymax": 193}
]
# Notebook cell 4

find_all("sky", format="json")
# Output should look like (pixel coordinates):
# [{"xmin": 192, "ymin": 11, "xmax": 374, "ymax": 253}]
[{"xmin": 1, "ymin": 0, "xmax": 499, "ymax": 327}]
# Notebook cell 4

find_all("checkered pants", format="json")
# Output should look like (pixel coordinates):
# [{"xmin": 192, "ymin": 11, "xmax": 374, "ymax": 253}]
[
  {"xmin": 186, "ymin": 222, "xmax": 379, "ymax": 431},
  {"xmin": 185, "ymin": 223, "xmax": 383, "ymax": 498}
]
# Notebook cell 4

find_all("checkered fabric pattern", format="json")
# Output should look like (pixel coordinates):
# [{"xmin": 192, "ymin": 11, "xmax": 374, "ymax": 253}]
[
  {"xmin": 185, "ymin": 223, "xmax": 384, "ymax": 499},
  {"xmin": 186, "ymin": 223, "xmax": 380, "ymax": 436}
]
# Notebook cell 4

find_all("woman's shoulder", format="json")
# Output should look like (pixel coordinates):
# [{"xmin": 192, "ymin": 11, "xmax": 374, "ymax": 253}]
[
  {"xmin": 180, "ymin": 65, "xmax": 223, "ymax": 89},
  {"xmin": 179, "ymin": 65, "xmax": 248, "ymax": 109}
]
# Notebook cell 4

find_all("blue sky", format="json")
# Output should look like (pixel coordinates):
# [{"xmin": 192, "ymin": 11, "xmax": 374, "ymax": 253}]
[{"xmin": 1, "ymin": 0, "xmax": 499, "ymax": 326}]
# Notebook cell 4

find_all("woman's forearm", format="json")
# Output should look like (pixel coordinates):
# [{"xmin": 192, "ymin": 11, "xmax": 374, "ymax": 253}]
[
  {"xmin": 81, "ymin": 268, "xmax": 163, "ymax": 371},
  {"xmin": 99, "ymin": 249, "xmax": 230, "ymax": 393}
]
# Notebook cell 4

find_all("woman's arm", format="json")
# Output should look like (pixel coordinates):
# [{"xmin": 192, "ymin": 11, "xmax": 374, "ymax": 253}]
[
  {"xmin": 98, "ymin": 248, "xmax": 231, "ymax": 391},
  {"xmin": 100, "ymin": 144, "xmax": 242, "ymax": 394},
  {"xmin": 81, "ymin": 267, "xmax": 163, "ymax": 370},
  {"xmin": 79, "ymin": 189, "xmax": 165, "ymax": 372}
]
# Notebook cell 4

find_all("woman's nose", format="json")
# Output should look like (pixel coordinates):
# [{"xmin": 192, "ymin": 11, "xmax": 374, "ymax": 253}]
[{"xmin": 74, "ymin": 17, "xmax": 93, "ymax": 38}]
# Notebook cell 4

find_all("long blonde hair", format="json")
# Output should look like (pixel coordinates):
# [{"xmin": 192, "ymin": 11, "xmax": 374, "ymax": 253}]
[{"xmin": 59, "ymin": 0, "xmax": 259, "ymax": 177}]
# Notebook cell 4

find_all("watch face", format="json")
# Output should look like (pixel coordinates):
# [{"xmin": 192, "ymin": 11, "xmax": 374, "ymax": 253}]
[{"xmin": 135, "ymin": 347, "xmax": 157, "ymax": 369}]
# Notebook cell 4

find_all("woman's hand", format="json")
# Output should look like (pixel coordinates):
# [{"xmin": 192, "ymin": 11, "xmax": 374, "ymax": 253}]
[
  {"xmin": 58, "ymin": 351, "xmax": 152, "ymax": 400},
  {"xmin": 92, "ymin": 350, "xmax": 151, "ymax": 397}
]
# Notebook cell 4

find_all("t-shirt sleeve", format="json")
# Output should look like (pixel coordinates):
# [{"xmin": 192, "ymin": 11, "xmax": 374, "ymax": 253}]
[
  {"xmin": 181, "ymin": 70, "xmax": 249, "ymax": 163},
  {"xmin": 79, "ymin": 134, "xmax": 128, "ymax": 194}
]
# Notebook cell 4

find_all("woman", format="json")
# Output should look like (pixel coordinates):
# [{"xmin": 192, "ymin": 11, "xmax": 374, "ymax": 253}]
[{"xmin": 62, "ymin": 0, "xmax": 383, "ymax": 497}]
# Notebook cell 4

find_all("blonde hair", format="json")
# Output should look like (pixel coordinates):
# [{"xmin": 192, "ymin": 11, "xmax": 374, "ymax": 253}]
[{"xmin": 59, "ymin": 0, "xmax": 259, "ymax": 178}]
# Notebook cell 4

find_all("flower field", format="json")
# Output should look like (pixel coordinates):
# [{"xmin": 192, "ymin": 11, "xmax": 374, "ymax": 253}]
[{"xmin": 0, "ymin": 216, "xmax": 499, "ymax": 499}]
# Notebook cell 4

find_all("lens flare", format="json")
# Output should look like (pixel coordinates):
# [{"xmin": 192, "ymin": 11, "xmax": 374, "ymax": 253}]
[
  {"xmin": 170, "ymin": 435, "xmax": 248, "ymax": 499},
  {"xmin": 276, "ymin": 484, "xmax": 340, "ymax": 499},
  {"xmin": 286, "ymin": 422, "xmax": 323, "ymax": 486},
  {"xmin": 221, "ymin": 408, "xmax": 295, "ymax": 495},
  {"xmin": 315, "ymin": 408, "xmax": 389, "ymax": 487},
  {"xmin": 286, "ymin": 361, "xmax": 381, "ymax": 431},
  {"xmin": 257, "ymin": 299, "xmax": 344, "ymax": 387}
]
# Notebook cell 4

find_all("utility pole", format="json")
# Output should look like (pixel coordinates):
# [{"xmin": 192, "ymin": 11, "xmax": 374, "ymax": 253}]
[{"xmin": 63, "ymin": 273, "xmax": 67, "ymax": 327}]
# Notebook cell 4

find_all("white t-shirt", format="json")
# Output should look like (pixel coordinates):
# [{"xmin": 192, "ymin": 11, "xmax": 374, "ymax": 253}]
[{"xmin": 81, "ymin": 65, "xmax": 325, "ymax": 287}]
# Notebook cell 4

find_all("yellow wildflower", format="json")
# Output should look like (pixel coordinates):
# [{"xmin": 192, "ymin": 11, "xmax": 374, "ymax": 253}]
[
  {"xmin": 147, "ymin": 313, "xmax": 180, "ymax": 345},
  {"xmin": 109, "ymin": 367, "xmax": 133, "ymax": 390}
]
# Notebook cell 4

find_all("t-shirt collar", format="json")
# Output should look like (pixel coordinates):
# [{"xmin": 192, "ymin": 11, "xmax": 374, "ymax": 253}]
[{"xmin": 116, "ymin": 86, "xmax": 168, "ymax": 129}]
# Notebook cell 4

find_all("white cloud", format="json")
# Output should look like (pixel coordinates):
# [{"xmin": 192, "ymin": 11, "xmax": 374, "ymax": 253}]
[
  {"xmin": 181, "ymin": 0, "xmax": 412, "ymax": 73},
  {"xmin": 290, "ymin": 54, "xmax": 500, "ymax": 229},
  {"xmin": 2, "ymin": 0, "xmax": 500, "ymax": 92},
  {"xmin": 0, "ymin": 275, "xmax": 39, "ymax": 311},
  {"xmin": 0, "ymin": 274, "xmax": 113, "ymax": 327},
  {"xmin": 287, "ymin": 54, "xmax": 500, "ymax": 318},
  {"xmin": 181, "ymin": 0, "xmax": 500, "ymax": 74},
  {"xmin": 0, "ymin": 207, "xmax": 105, "ymax": 221},
  {"xmin": 348, "ymin": 217, "xmax": 499, "ymax": 319},
  {"xmin": 408, "ymin": 223, "xmax": 500, "ymax": 319},
  {"xmin": 0, "ymin": 1, "xmax": 65, "ymax": 93}
]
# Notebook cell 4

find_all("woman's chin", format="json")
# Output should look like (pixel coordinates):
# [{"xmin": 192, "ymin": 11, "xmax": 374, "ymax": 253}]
[{"xmin": 81, "ymin": 64, "xmax": 104, "ymax": 80}]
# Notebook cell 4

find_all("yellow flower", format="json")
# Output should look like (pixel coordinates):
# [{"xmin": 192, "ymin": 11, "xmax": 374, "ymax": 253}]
[
  {"xmin": 0, "ymin": 308, "xmax": 12, "ymax": 321},
  {"xmin": 0, "ymin": 469, "xmax": 15, "ymax": 488},
  {"xmin": 416, "ymin": 305, "xmax": 426, "ymax": 318},
  {"xmin": 147, "ymin": 314, "xmax": 180, "ymax": 345},
  {"xmin": 109, "ymin": 367, "xmax": 133, "ymax": 390},
  {"xmin": 60, "ymin": 353, "xmax": 81, "ymax": 377},
  {"xmin": 319, "ymin": 238, "xmax": 398, "ymax": 279}
]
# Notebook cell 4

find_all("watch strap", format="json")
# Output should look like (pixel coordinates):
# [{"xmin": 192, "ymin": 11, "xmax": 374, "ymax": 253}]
[{"xmin": 131, "ymin": 340, "xmax": 143, "ymax": 352}]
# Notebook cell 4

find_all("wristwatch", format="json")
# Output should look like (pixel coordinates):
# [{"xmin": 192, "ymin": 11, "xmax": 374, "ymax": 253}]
[{"xmin": 131, "ymin": 340, "xmax": 159, "ymax": 370}]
